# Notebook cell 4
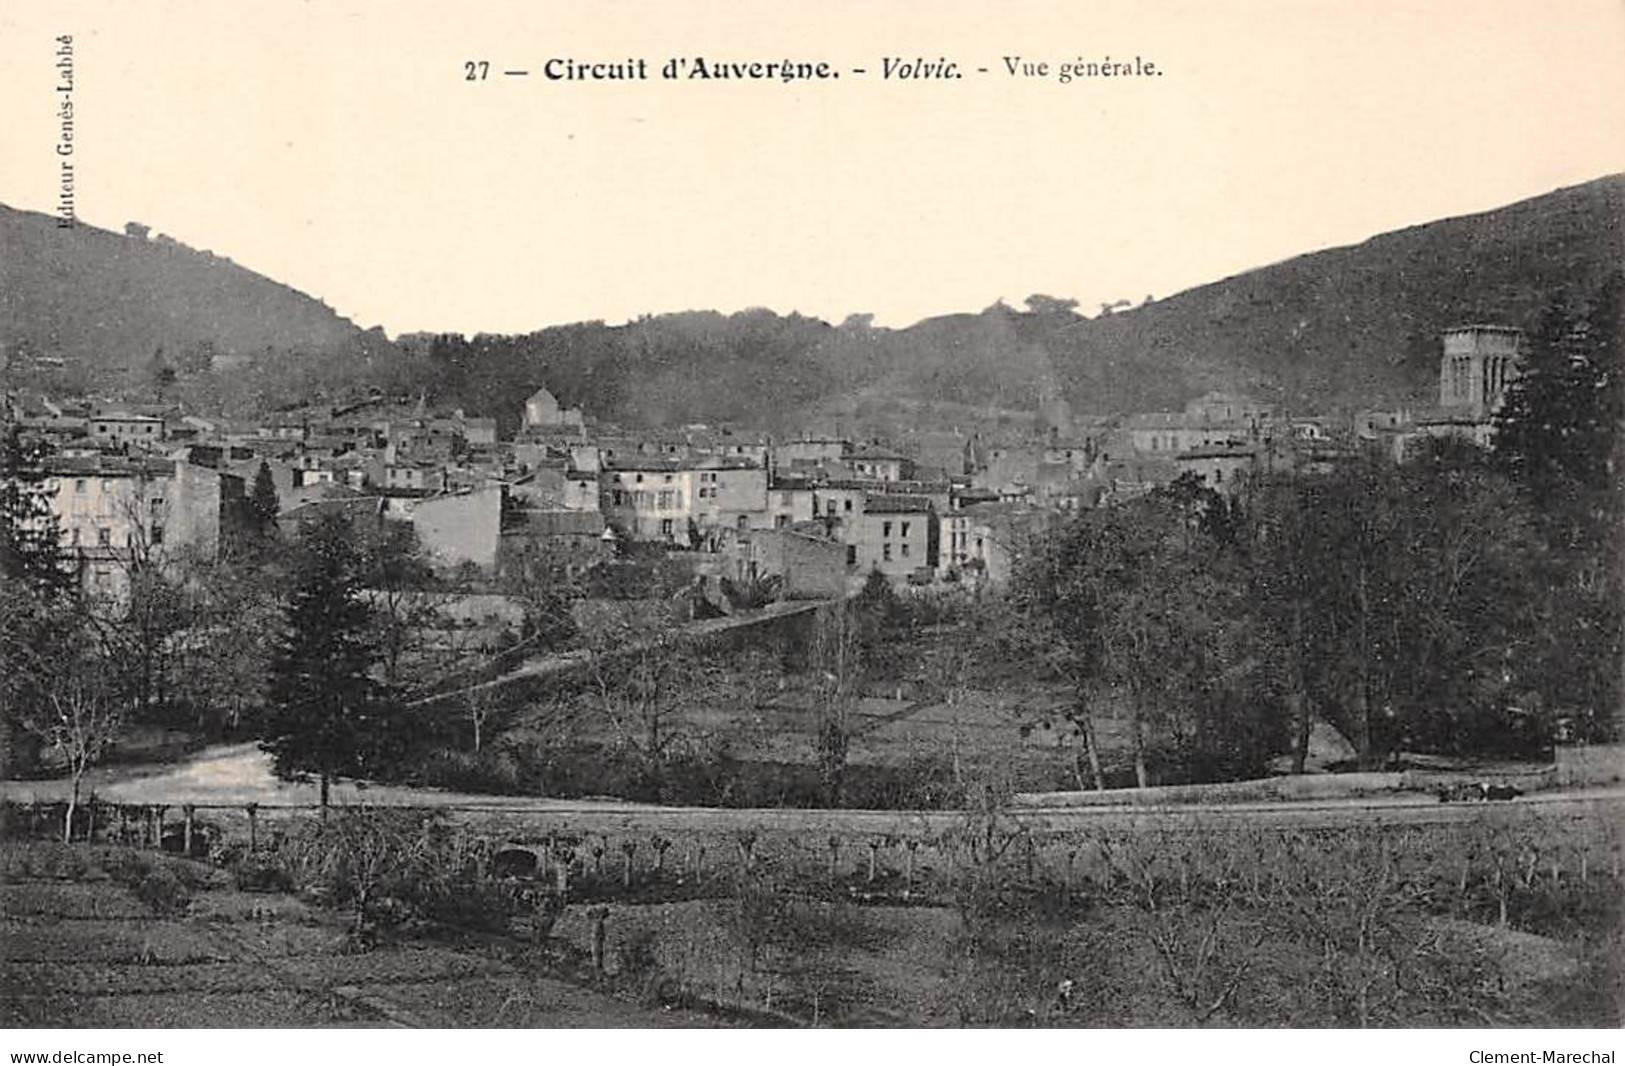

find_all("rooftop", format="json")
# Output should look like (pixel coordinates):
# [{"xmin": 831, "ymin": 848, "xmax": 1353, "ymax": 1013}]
[{"xmin": 863, "ymin": 493, "xmax": 935, "ymax": 515}]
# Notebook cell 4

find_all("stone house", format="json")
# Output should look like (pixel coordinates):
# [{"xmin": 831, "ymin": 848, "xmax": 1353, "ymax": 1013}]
[
  {"xmin": 42, "ymin": 455, "xmax": 245, "ymax": 597},
  {"xmin": 726, "ymin": 526, "xmax": 847, "ymax": 599},
  {"xmin": 850, "ymin": 494, "xmax": 937, "ymax": 581}
]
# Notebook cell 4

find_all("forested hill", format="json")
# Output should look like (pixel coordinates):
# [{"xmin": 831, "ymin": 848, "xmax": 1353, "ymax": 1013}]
[
  {"xmin": 3, "ymin": 174, "xmax": 1619, "ymax": 427},
  {"xmin": 408, "ymin": 175, "xmax": 1625, "ymax": 433},
  {"xmin": 0, "ymin": 205, "xmax": 401, "ymax": 399},
  {"xmin": 1047, "ymin": 174, "xmax": 1625, "ymax": 414}
]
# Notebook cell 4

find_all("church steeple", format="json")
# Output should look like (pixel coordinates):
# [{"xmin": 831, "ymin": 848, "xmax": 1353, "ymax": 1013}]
[{"xmin": 1439, "ymin": 325, "xmax": 1522, "ymax": 419}]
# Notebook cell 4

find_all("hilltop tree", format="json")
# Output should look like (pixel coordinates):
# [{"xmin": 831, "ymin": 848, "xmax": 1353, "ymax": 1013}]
[
  {"xmin": 1023, "ymin": 294, "xmax": 1080, "ymax": 318},
  {"xmin": 261, "ymin": 513, "xmax": 401, "ymax": 811}
]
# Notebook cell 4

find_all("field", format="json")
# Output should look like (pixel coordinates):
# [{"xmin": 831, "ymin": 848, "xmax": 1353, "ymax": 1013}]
[
  {"xmin": 0, "ymin": 843, "xmax": 748, "ymax": 1028},
  {"xmin": 511, "ymin": 635, "xmax": 1139, "ymax": 805},
  {"xmin": 4, "ymin": 800, "xmax": 1621, "ymax": 1028}
]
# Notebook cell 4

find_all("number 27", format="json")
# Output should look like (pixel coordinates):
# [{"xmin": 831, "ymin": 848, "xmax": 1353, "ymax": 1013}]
[{"xmin": 464, "ymin": 60, "xmax": 489, "ymax": 81}]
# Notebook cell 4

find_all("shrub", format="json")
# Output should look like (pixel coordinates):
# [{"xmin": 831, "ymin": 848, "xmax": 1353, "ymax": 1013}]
[
  {"xmin": 407, "ymin": 748, "xmax": 527, "ymax": 794},
  {"xmin": 232, "ymin": 855, "xmax": 296, "ymax": 894},
  {"xmin": 113, "ymin": 858, "xmax": 192, "ymax": 918},
  {"xmin": 618, "ymin": 925, "xmax": 663, "ymax": 991}
]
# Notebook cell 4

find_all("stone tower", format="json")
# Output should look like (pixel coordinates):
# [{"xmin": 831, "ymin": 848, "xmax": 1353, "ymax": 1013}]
[{"xmin": 1438, "ymin": 325, "xmax": 1523, "ymax": 419}]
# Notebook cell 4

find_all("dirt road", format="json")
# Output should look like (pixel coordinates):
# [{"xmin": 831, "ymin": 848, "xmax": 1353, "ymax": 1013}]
[{"xmin": 5, "ymin": 743, "xmax": 1620, "ymax": 836}]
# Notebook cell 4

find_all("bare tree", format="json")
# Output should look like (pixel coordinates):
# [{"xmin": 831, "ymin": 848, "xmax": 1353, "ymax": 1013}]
[
  {"xmin": 581, "ymin": 607, "xmax": 712, "ymax": 770},
  {"xmin": 810, "ymin": 600, "xmax": 863, "ymax": 807},
  {"xmin": 20, "ymin": 650, "xmax": 124, "ymax": 842},
  {"xmin": 465, "ymin": 683, "xmax": 499, "ymax": 753},
  {"xmin": 1098, "ymin": 828, "xmax": 1268, "ymax": 1024}
]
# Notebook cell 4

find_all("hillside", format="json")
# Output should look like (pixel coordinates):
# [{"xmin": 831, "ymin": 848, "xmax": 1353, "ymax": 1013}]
[
  {"xmin": 1050, "ymin": 174, "xmax": 1625, "ymax": 414},
  {"xmin": 3, "ymin": 174, "xmax": 1619, "ymax": 426},
  {"xmin": 0, "ymin": 206, "xmax": 403, "ymax": 400},
  {"xmin": 413, "ymin": 175, "xmax": 1623, "ymax": 432}
]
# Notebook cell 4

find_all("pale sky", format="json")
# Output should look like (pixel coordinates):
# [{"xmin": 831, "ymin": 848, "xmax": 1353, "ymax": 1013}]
[{"xmin": 2, "ymin": 0, "xmax": 1622, "ymax": 336}]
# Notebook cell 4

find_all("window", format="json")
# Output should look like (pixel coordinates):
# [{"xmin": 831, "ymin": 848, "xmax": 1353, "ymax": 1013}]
[
  {"xmin": 775, "ymin": 515, "xmax": 789, "ymax": 529},
  {"xmin": 74, "ymin": 479, "xmax": 86, "ymax": 493},
  {"xmin": 843, "ymin": 499, "xmax": 852, "ymax": 513},
  {"xmin": 882, "ymin": 521, "xmax": 892, "ymax": 537},
  {"xmin": 737, "ymin": 515, "xmax": 748, "ymax": 530},
  {"xmin": 612, "ymin": 490, "xmax": 625, "ymax": 506},
  {"xmin": 151, "ymin": 525, "xmax": 164, "ymax": 545},
  {"xmin": 635, "ymin": 474, "xmax": 644, "ymax": 484},
  {"xmin": 882, "ymin": 544, "xmax": 892, "ymax": 561},
  {"xmin": 901, "ymin": 543, "xmax": 911, "ymax": 557},
  {"xmin": 901, "ymin": 522, "xmax": 910, "ymax": 537},
  {"xmin": 845, "ymin": 545, "xmax": 857, "ymax": 565},
  {"xmin": 97, "ymin": 527, "xmax": 110, "ymax": 545},
  {"xmin": 69, "ymin": 527, "xmax": 80, "ymax": 545}
]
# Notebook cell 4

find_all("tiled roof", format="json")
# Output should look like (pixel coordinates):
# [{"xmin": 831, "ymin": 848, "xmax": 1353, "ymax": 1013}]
[
  {"xmin": 42, "ymin": 456, "xmax": 174, "ymax": 477},
  {"xmin": 863, "ymin": 493, "xmax": 935, "ymax": 514},
  {"xmin": 507, "ymin": 510, "xmax": 606, "ymax": 536}
]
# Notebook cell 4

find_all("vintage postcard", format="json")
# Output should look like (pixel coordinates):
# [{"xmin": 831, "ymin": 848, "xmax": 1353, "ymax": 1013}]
[{"xmin": 1, "ymin": 0, "xmax": 1622, "ymax": 1054}]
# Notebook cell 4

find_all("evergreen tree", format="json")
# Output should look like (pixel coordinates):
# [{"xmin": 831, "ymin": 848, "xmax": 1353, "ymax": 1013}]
[
  {"xmin": 0, "ymin": 426, "xmax": 73, "ymax": 594},
  {"xmin": 260, "ymin": 513, "xmax": 400, "ymax": 810},
  {"xmin": 1493, "ymin": 273, "xmax": 1623, "ymax": 512},
  {"xmin": 249, "ymin": 460, "xmax": 281, "ymax": 533},
  {"xmin": 1493, "ymin": 273, "xmax": 1624, "ymax": 739},
  {"xmin": 1, "ymin": 427, "xmax": 82, "ymax": 775},
  {"xmin": 148, "ymin": 346, "xmax": 176, "ymax": 400}
]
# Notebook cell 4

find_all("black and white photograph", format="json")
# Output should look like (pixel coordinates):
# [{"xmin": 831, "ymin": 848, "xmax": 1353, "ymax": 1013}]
[{"xmin": 0, "ymin": 0, "xmax": 1621, "ymax": 1051}]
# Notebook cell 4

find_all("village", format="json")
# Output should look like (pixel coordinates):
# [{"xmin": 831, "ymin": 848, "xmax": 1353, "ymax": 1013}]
[{"xmin": 0, "ymin": 323, "xmax": 1522, "ymax": 606}]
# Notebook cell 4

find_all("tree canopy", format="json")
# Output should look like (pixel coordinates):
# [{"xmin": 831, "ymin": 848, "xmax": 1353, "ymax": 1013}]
[{"xmin": 261, "ymin": 513, "xmax": 404, "ymax": 806}]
